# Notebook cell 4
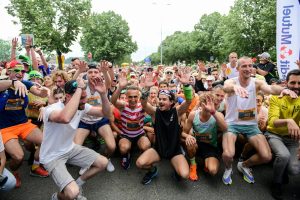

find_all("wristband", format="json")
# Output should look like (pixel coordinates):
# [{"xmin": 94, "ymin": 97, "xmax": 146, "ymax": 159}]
[
  {"xmin": 141, "ymin": 88, "xmax": 150, "ymax": 100},
  {"xmin": 183, "ymin": 85, "xmax": 193, "ymax": 100},
  {"xmin": 12, "ymin": 79, "xmax": 17, "ymax": 87}
]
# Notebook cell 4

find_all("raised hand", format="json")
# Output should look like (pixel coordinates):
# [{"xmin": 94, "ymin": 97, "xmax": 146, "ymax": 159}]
[
  {"xmin": 295, "ymin": 60, "xmax": 300, "ymax": 69},
  {"xmin": 178, "ymin": 66, "xmax": 191, "ymax": 85},
  {"xmin": 35, "ymin": 47, "xmax": 42, "ymax": 55},
  {"xmin": 144, "ymin": 72, "xmax": 155, "ymax": 88},
  {"xmin": 98, "ymin": 60, "xmax": 109, "ymax": 72},
  {"xmin": 201, "ymin": 95, "xmax": 216, "ymax": 114},
  {"xmin": 197, "ymin": 60, "xmax": 206, "ymax": 72},
  {"xmin": 12, "ymin": 37, "xmax": 18, "ymax": 49},
  {"xmin": 91, "ymin": 77, "xmax": 106, "ymax": 94},
  {"xmin": 78, "ymin": 60, "xmax": 88, "ymax": 73},
  {"xmin": 76, "ymin": 74, "xmax": 86, "ymax": 89},
  {"xmin": 25, "ymin": 36, "xmax": 33, "ymax": 50},
  {"xmin": 118, "ymin": 71, "xmax": 128, "ymax": 89}
]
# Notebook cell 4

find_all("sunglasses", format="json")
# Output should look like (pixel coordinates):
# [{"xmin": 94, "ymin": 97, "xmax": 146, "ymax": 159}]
[
  {"xmin": 10, "ymin": 68, "xmax": 26, "ymax": 74},
  {"xmin": 165, "ymin": 71, "xmax": 173, "ymax": 75},
  {"xmin": 147, "ymin": 68, "xmax": 153, "ymax": 72}
]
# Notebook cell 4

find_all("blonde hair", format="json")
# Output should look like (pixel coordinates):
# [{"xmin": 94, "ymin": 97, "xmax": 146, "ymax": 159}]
[{"xmin": 52, "ymin": 70, "xmax": 70, "ymax": 83}]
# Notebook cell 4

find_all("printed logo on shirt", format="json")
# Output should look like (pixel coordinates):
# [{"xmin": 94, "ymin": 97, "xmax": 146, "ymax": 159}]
[
  {"xmin": 125, "ymin": 120, "xmax": 141, "ymax": 131},
  {"xmin": 87, "ymin": 96, "xmax": 100, "ymax": 106},
  {"xmin": 5, "ymin": 99, "xmax": 25, "ymax": 110},
  {"xmin": 238, "ymin": 108, "xmax": 256, "ymax": 121}
]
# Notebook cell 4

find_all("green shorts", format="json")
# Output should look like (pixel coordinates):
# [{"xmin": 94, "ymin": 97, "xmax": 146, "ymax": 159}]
[{"xmin": 227, "ymin": 124, "xmax": 261, "ymax": 138}]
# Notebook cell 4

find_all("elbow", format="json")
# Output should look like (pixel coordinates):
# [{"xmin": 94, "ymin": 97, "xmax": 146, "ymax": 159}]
[{"xmin": 59, "ymin": 115, "xmax": 72, "ymax": 124}]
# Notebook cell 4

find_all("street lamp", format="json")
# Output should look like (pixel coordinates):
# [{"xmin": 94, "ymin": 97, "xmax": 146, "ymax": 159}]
[{"xmin": 152, "ymin": 2, "xmax": 171, "ymax": 65}]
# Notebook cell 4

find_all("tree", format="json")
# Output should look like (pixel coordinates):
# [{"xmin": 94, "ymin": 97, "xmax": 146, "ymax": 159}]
[
  {"xmin": 80, "ymin": 11, "xmax": 137, "ymax": 64},
  {"xmin": 0, "ymin": 39, "xmax": 11, "ymax": 61},
  {"xmin": 219, "ymin": 0, "xmax": 276, "ymax": 59},
  {"xmin": 6, "ymin": 0, "xmax": 92, "ymax": 69}
]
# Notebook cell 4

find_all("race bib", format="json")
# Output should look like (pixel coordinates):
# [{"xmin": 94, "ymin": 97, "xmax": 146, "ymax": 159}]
[
  {"xmin": 238, "ymin": 108, "xmax": 255, "ymax": 121},
  {"xmin": 5, "ymin": 99, "xmax": 25, "ymax": 110},
  {"xmin": 194, "ymin": 132, "xmax": 211, "ymax": 143},
  {"xmin": 87, "ymin": 96, "xmax": 100, "ymax": 106}
]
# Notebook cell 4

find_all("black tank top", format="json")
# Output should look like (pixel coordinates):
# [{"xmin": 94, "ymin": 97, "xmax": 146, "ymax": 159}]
[{"xmin": 154, "ymin": 107, "xmax": 181, "ymax": 159}]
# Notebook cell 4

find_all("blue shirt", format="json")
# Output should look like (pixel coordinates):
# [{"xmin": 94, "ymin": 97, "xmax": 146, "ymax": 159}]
[{"xmin": 0, "ymin": 81, "xmax": 34, "ymax": 129}]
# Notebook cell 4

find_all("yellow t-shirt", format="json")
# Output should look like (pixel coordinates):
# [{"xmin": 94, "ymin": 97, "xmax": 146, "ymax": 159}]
[{"xmin": 267, "ymin": 95, "xmax": 300, "ymax": 136}]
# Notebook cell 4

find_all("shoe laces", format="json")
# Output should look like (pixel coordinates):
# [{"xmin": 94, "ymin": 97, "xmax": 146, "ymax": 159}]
[{"xmin": 224, "ymin": 168, "xmax": 232, "ymax": 177}]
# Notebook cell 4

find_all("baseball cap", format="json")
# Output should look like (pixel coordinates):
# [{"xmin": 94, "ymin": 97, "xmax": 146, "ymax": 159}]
[
  {"xmin": 64, "ymin": 80, "xmax": 79, "ymax": 94},
  {"xmin": 29, "ymin": 70, "xmax": 43, "ymax": 81},
  {"xmin": 258, "ymin": 52, "xmax": 271, "ymax": 60},
  {"xmin": 6, "ymin": 60, "xmax": 24, "ymax": 70}
]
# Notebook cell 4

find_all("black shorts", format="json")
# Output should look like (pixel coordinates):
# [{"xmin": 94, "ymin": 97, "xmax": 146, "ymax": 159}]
[
  {"xmin": 120, "ymin": 133, "xmax": 146, "ymax": 146},
  {"xmin": 78, "ymin": 118, "xmax": 110, "ymax": 132},
  {"xmin": 196, "ymin": 142, "xmax": 220, "ymax": 160}
]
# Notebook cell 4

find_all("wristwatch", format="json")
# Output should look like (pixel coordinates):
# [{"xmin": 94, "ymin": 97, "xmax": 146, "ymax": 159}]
[{"xmin": 12, "ymin": 79, "xmax": 18, "ymax": 87}]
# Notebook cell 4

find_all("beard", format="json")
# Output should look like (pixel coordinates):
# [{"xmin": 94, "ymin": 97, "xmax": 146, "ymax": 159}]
[{"xmin": 288, "ymin": 87, "xmax": 300, "ymax": 95}]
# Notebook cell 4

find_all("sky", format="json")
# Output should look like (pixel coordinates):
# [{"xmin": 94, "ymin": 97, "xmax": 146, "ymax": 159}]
[{"xmin": 0, "ymin": 0, "xmax": 235, "ymax": 61}]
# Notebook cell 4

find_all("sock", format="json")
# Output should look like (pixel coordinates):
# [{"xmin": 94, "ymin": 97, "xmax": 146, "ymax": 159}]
[
  {"xmin": 31, "ymin": 160, "xmax": 40, "ymax": 170},
  {"xmin": 190, "ymin": 157, "xmax": 196, "ymax": 165},
  {"xmin": 76, "ymin": 177, "xmax": 86, "ymax": 187}
]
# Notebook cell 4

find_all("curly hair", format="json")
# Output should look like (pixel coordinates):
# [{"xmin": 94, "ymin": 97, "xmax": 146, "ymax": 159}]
[{"xmin": 52, "ymin": 70, "xmax": 70, "ymax": 83}]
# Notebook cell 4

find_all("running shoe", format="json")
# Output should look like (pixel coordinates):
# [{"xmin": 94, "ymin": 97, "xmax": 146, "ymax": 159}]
[
  {"xmin": 13, "ymin": 171, "xmax": 21, "ymax": 188},
  {"xmin": 106, "ymin": 159, "xmax": 115, "ymax": 172},
  {"xmin": 30, "ymin": 166, "xmax": 49, "ymax": 178},
  {"xmin": 237, "ymin": 162, "xmax": 255, "ymax": 183},
  {"xmin": 142, "ymin": 167, "xmax": 158, "ymax": 185},
  {"xmin": 222, "ymin": 168, "xmax": 233, "ymax": 185},
  {"xmin": 121, "ymin": 153, "xmax": 131, "ymax": 170},
  {"xmin": 189, "ymin": 164, "xmax": 198, "ymax": 181}
]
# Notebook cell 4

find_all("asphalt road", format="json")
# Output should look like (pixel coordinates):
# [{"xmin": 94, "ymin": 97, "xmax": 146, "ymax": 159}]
[{"xmin": 1, "ymin": 149, "xmax": 300, "ymax": 200}]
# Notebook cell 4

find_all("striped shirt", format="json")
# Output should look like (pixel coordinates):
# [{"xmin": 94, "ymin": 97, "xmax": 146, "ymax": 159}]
[{"xmin": 120, "ymin": 103, "xmax": 145, "ymax": 138}]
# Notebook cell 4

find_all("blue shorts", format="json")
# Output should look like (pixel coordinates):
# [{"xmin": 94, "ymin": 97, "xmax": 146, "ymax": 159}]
[
  {"xmin": 78, "ymin": 118, "xmax": 110, "ymax": 132},
  {"xmin": 227, "ymin": 124, "xmax": 261, "ymax": 138}
]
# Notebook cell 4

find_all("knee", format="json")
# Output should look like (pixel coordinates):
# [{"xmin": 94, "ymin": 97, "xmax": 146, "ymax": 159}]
[
  {"xmin": 260, "ymin": 152, "xmax": 273, "ymax": 164},
  {"xmin": 140, "ymin": 142, "xmax": 151, "ymax": 152},
  {"xmin": 119, "ymin": 143, "xmax": 130, "ymax": 154},
  {"xmin": 207, "ymin": 166, "xmax": 218, "ymax": 176},
  {"xmin": 222, "ymin": 150, "xmax": 234, "ymax": 160},
  {"xmin": 179, "ymin": 169, "xmax": 189, "ymax": 179},
  {"xmin": 11, "ymin": 151, "xmax": 24, "ymax": 163},
  {"xmin": 93, "ymin": 156, "xmax": 108, "ymax": 171},
  {"xmin": 135, "ymin": 158, "xmax": 145, "ymax": 169},
  {"xmin": 65, "ymin": 185, "xmax": 80, "ymax": 200}
]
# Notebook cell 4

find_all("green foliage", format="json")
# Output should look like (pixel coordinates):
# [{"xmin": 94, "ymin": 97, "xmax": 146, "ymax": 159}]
[
  {"xmin": 80, "ymin": 11, "xmax": 137, "ymax": 63},
  {"xmin": 147, "ymin": 0, "xmax": 276, "ymax": 64},
  {"xmin": 6, "ymin": 0, "xmax": 92, "ymax": 53},
  {"xmin": 0, "ymin": 39, "xmax": 11, "ymax": 61}
]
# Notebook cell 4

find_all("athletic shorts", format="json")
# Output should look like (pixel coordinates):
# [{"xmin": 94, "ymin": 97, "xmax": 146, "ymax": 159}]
[
  {"xmin": 1, "ymin": 121, "xmax": 37, "ymax": 144},
  {"xmin": 120, "ymin": 133, "xmax": 146, "ymax": 145},
  {"xmin": 78, "ymin": 118, "xmax": 110, "ymax": 132},
  {"xmin": 196, "ymin": 142, "xmax": 220, "ymax": 160},
  {"xmin": 43, "ymin": 144, "xmax": 99, "ymax": 192},
  {"xmin": 227, "ymin": 124, "xmax": 261, "ymax": 138}
]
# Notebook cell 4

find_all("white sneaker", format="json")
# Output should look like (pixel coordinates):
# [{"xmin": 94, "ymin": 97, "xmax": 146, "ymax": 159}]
[
  {"xmin": 106, "ymin": 159, "xmax": 115, "ymax": 172},
  {"xmin": 237, "ymin": 162, "xmax": 255, "ymax": 183},
  {"xmin": 222, "ymin": 168, "xmax": 233, "ymax": 185},
  {"xmin": 79, "ymin": 167, "xmax": 89, "ymax": 176}
]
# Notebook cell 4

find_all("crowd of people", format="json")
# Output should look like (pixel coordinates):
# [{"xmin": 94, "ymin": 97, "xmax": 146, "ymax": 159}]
[{"xmin": 1, "ymin": 37, "xmax": 300, "ymax": 200}]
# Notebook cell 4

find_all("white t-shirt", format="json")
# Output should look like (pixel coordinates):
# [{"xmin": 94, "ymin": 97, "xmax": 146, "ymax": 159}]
[
  {"xmin": 39, "ymin": 101, "xmax": 92, "ymax": 164},
  {"xmin": 0, "ymin": 134, "xmax": 4, "ymax": 152},
  {"xmin": 80, "ymin": 85, "xmax": 103, "ymax": 124},
  {"xmin": 221, "ymin": 63, "xmax": 239, "ymax": 79}
]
